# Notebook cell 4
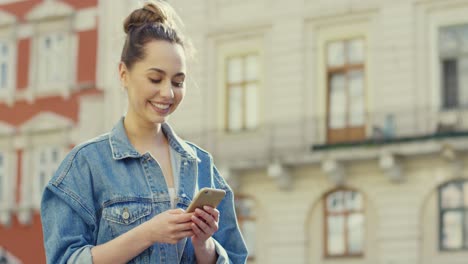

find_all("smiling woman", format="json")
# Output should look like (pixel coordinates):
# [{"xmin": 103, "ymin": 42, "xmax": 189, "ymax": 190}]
[
  {"xmin": 40, "ymin": 1, "xmax": 248, "ymax": 264},
  {"xmin": 120, "ymin": 40, "xmax": 186, "ymax": 124}
]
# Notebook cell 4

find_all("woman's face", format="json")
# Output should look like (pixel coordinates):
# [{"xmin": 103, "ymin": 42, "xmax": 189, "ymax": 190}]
[{"xmin": 119, "ymin": 40, "xmax": 186, "ymax": 126}]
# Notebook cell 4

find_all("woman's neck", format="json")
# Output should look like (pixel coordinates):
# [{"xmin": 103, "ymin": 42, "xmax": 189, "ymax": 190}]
[{"xmin": 123, "ymin": 112, "xmax": 166, "ymax": 154}]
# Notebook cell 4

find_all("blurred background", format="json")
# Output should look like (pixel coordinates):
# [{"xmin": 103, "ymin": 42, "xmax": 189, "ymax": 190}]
[{"xmin": 0, "ymin": 0, "xmax": 468, "ymax": 263}]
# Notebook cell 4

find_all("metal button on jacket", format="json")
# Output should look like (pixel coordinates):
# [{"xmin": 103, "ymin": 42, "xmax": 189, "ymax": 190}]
[{"xmin": 122, "ymin": 208, "xmax": 130, "ymax": 220}]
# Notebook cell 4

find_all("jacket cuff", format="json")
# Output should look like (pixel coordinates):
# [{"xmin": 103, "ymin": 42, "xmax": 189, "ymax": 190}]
[
  {"xmin": 213, "ymin": 238, "xmax": 230, "ymax": 264},
  {"xmin": 67, "ymin": 245, "xmax": 94, "ymax": 264}
]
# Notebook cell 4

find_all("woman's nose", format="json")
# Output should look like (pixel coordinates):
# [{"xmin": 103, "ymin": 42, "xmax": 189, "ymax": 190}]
[{"xmin": 160, "ymin": 81, "xmax": 174, "ymax": 98}]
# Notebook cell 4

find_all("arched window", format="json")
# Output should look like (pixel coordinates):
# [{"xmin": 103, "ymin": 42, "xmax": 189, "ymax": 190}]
[
  {"xmin": 235, "ymin": 195, "xmax": 256, "ymax": 260},
  {"xmin": 324, "ymin": 188, "xmax": 364, "ymax": 257},
  {"xmin": 438, "ymin": 179, "xmax": 468, "ymax": 251}
]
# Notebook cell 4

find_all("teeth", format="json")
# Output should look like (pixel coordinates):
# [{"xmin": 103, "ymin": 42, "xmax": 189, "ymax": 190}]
[{"xmin": 151, "ymin": 102, "xmax": 170, "ymax": 110}]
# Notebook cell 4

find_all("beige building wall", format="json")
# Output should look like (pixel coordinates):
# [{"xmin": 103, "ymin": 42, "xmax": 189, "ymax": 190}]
[
  {"xmin": 97, "ymin": 0, "xmax": 468, "ymax": 263},
  {"xmin": 235, "ymin": 154, "xmax": 468, "ymax": 264}
]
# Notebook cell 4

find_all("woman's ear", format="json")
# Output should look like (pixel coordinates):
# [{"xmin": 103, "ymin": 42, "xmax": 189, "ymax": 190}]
[{"xmin": 118, "ymin": 62, "xmax": 129, "ymax": 89}]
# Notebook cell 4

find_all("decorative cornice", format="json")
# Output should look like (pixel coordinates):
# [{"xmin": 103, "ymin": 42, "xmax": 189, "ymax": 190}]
[
  {"xmin": 267, "ymin": 161, "xmax": 292, "ymax": 190},
  {"xmin": 379, "ymin": 151, "xmax": 405, "ymax": 183},
  {"xmin": 322, "ymin": 158, "xmax": 346, "ymax": 186},
  {"xmin": 0, "ymin": 10, "xmax": 16, "ymax": 27},
  {"xmin": 0, "ymin": 210, "xmax": 12, "ymax": 227},
  {"xmin": 440, "ymin": 143, "xmax": 464, "ymax": 178},
  {"xmin": 26, "ymin": 0, "xmax": 74, "ymax": 22},
  {"xmin": 19, "ymin": 112, "xmax": 73, "ymax": 133},
  {"xmin": 0, "ymin": 121, "xmax": 15, "ymax": 136},
  {"xmin": 73, "ymin": 7, "xmax": 97, "ymax": 31}
]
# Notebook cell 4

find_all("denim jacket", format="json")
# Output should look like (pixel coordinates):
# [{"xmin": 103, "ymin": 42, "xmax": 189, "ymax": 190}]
[{"xmin": 40, "ymin": 117, "xmax": 248, "ymax": 264}]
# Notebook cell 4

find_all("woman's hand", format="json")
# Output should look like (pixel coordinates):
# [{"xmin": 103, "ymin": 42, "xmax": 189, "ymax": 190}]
[
  {"xmin": 190, "ymin": 206, "xmax": 220, "ymax": 263},
  {"xmin": 143, "ymin": 208, "xmax": 194, "ymax": 244},
  {"xmin": 190, "ymin": 206, "xmax": 219, "ymax": 247}
]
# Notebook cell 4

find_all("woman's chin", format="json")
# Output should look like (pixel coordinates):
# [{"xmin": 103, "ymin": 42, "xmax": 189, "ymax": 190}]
[{"xmin": 147, "ymin": 114, "xmax": 169, "ymax": 124}]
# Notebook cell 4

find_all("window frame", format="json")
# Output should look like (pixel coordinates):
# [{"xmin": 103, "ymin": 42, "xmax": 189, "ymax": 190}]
[
  {"xmin": 37, "ymin": 31, "xmax": 70, "ymax": 90},
  {"xmin": 419, "ymin": 2, "xmax": 468, "ymax": 113},
  {"xmin": 224, "ymin": 52, "xmax": 261, "ymax": 133},
  {"xmin": 326, "ymin": 38, "xmax": 366, "ymax": 125},
  {"xmin": 309, "ymin": 15, "xmax": 373, "ymax": 145},
  {"xmin": 17, "ymin": 112, "xmax": 72, "ymax": 220},
  {"xmin": 323, "ymin": 188, "xmax": 365, "ymax": 258},
  {"xmin": 0, "ymin": 137, "xmax": 17, "ymax": 227},
  {"xmin": 215, "ymin": 35, "xmax": 264, "ymax": 137},
  {"xmin": 325, "ymin": 37, "xmax": 367, "ymax": 143},
  {"xmin": 31, "ymin": 25, "xmax": 74, "ymax": 97},
  {"xmin": 32, "ymin": 146, "xmax": 63, "ymax": 208},
  {"xmin": 26, "ymin": 0, "xmax": 76, "ymax": 100},
  {"xmin": 438, "ymin": 23, "xmax": 468, "ymax": 110},
  {"xmin": 438, "ymin": 179, "xmax": 468, "ymax": 251},
  {"xmin": 0, "ymin": 28, "xmax": 17, "ymax": 105}
]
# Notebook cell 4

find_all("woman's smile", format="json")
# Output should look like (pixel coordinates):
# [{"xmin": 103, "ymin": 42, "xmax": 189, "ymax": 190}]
[{"xmin": 149, "ymin": 100, "xmax": 172, "ymax": 115}]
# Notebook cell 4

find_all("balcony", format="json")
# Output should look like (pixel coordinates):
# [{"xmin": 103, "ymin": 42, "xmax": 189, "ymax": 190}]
[
  {"xmin": 313, "ymin": 107, "xmax": 468, "ymax": 150},
  {"xmin": 182, "ymin": 107, "xmax": 468, "ymax": 168}
]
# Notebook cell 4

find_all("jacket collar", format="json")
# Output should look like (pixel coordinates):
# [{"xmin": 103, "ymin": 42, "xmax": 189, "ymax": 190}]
[{"xmin": 108, "ymin": 116, "xmax": 199, "ymax": 161}]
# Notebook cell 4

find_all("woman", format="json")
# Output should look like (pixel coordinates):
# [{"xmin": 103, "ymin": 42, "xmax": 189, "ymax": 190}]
[{"xmin": 40, "ymin": 1, "xmax": 248, "ymax": 263}]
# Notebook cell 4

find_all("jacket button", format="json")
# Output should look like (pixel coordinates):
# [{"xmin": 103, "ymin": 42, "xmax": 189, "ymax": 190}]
[{"xmin": 122, "ymin": 208, "xmax": 130, "ymax": 220}]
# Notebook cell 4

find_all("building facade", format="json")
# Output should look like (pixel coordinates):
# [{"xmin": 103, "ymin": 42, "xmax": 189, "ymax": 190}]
[
  {"xmin": 165, "ymin": 0, "xmax": 468, "ymax": 264},
  {"xmin": 0, "ymin": 0, "xmax": 103, "ymax": 263},
  {"xmin": 1, "ymin": 0, "xmax": 468, "ymax": 263}
]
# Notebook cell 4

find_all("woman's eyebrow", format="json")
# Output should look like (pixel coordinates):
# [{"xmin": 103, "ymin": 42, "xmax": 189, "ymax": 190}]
[
  {"xmin": 147, "ymin": 68, "xmax": 166, "ymax": 74},
  {"xmin": 147, "ymin": 68, "xmax": 185, "ymax": 78},
  {"xmin": 173, "ymin": 72, "xmax": 186, "ymax": 78}
]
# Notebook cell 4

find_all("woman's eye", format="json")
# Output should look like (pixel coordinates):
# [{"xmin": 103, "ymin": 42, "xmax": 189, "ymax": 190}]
[
  {"xmin": 172, "ymin": 82, "xmax": 184, "ymax": 88},
  {"xmin": 149, "ymin": 79, "xmax": 161, "ymax": 84}
]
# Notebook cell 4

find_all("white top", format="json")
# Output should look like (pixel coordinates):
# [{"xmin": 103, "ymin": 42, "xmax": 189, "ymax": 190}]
[
  {"xmin": 168, "ymin": 146, "xmax": 180, "ymax": 209},
  {"xmin": 168, "ymin": 187, "xmax": 176, "ymax": 209}
]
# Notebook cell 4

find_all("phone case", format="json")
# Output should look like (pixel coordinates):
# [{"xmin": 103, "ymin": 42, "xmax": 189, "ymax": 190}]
[{"xmin": 186, "ymin": 187, "xmax": 226, "ymax": 213}]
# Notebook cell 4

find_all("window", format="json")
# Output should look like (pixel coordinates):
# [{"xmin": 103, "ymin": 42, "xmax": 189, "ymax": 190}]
[
  {"xmin": 33, "ymin": 147, "xmax": 61, "ymax": 206},
  {"xmin": 225, "ymin": 53, "xmax": 259, "ymax": 132},
  {"xmin": 439, "ymin": 24, "xmax": 468, "ymax": 109},
  {"xmin": 439, "ymin": 180, "xmax": 468, "ymax": 251},
  {"xmin": 37, "ymin": 32, "xmax": 69, "ymax": 88},
  {"xmin": 235, "ymin": 195, "xmax": 256, "ymax": 259},
  {"xmin": 324, "ymin": 189, "xmax": 364, "ymax": 257},
  {"xmin": 0, "ymin": 40, "xmax": 13, "ymax": 96},
  {"xmin": 326, "ymin": 38, "xmax": 366, "ymax": 143}
]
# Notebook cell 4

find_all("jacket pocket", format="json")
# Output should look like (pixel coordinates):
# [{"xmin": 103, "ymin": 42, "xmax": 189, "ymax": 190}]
[
  {"xmin": 102, "ymin": 201, "xmax": 152, "ymax": 263},
  {"xmin": 103, "ymin": 201, "xmax": 151, "ymax": 226}
]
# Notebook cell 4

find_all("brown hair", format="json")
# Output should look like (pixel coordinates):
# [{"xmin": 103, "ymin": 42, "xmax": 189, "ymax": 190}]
[{"xmin": 121, "ymin": 1, "xmax": 188, "ymax": 70}]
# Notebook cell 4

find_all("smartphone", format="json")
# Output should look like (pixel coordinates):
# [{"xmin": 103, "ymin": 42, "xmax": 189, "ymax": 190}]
[{"xmin": 186, "ymin": 187, "xmax": 226, "ymax": 213}]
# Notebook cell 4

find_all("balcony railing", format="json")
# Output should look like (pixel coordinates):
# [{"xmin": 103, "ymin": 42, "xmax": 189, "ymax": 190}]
[{"xmin": 180, "ymin": 107, "xmax": 468, "ymax": 165}]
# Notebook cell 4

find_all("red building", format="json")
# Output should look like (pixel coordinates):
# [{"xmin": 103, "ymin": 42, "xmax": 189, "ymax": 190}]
[{"xmin": 0, "ymin": 0, "xmax": 102, "ymax": 263}]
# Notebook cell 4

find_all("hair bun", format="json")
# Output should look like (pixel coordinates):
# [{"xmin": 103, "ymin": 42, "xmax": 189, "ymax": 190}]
[
  {"xmin": 123, "ymin": 2, "xmax": 169, "ymax": 34},
  {"xmin": 143, "ymin": 3, "xmax": 167, "ymax": 21}
]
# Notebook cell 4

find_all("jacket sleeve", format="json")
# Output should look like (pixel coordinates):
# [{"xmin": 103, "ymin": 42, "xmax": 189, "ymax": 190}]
[
  {"xmin": 211, "ymin": 163, "xmax": 249, "ymax": 264},
  {"xmin": 41, "ymin": 153, "xmax": 97, "ymax": 264}
]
